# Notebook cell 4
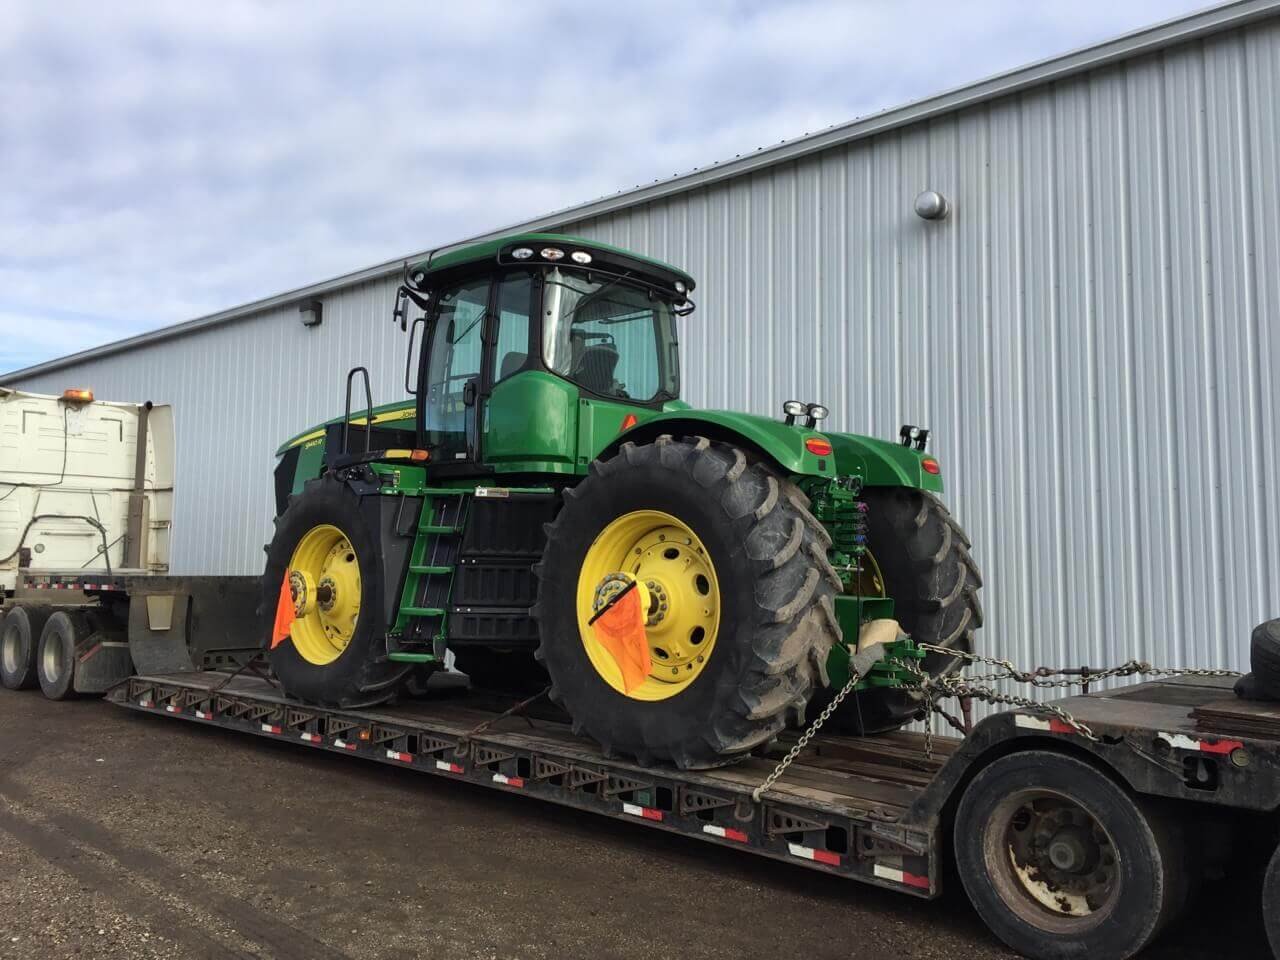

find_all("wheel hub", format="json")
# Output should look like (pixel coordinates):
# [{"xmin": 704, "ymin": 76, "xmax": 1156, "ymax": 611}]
[
  {"xmin": 286, "ymin": 524, "xmax": 362, "ymax": 666},
  {"xmin": 1000, "ymin": 790, "xmax": 1118, "ymax": 917},
  {"xmin": 1046, "ymin": 825, "xmax": 1098, "ymax": 874},
  {"xmin": 1, "ymin": 625, "xmax": 18, "ymax": 676},
  {"xmin": 579, "ymin": 511, "xmax": 721, "ymax": 701}
]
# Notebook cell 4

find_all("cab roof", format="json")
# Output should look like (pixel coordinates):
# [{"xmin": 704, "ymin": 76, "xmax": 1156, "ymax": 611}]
[{"xmin": 410, "ymin": 232, "xmax": 696, "ymax": 292}]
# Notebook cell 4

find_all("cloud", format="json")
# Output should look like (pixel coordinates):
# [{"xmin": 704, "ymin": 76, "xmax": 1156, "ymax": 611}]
[{"xmin": 0, "ymin": 0, "xmax": 1212, "ymax": 374}]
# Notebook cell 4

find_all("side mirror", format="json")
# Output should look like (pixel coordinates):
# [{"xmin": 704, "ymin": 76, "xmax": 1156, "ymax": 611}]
[
  {"xmin": 462, "ymin": 379, "xmax": 477, "ymax": 407},
  {"xmin": 393, "ymin": 287, "xmax": 408, "ymax": 331}
]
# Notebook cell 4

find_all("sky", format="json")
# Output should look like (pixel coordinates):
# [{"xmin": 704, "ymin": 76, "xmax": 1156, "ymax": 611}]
[{"xmin": 1, "ymin": 0, "xmax": 1215, "ymax": 375}]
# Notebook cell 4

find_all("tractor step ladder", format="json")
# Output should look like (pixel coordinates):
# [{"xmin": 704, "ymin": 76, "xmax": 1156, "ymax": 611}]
[{"xmin": 386, "ymin": 487, "xmax": 470, "ymax": 664}]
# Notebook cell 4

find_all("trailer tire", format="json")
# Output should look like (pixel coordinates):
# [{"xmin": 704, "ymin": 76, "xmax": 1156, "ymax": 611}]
[
  {"xmin": 810, "ymin": 486, "xmax": 982, "ymax": 735},
  {"xmin": 2, "ymin": 605, "xmax": 51, "ymax": 691},
  {"xmin": 36, "ymin": 610, "xmax": 86, "ymax": 701},
  {"xmin": 263, "ymin": 475, "xmax": 411, "ymax": 708},
  {"xmin": 954, "ymin": 750, "xmax": 1185, "ymax": 960},
  {"xmin": 1264, "ymin": 843, "xmax": 1280, "ymax": 957},
  {"xmin": 535, "ymin": 436, "xmax": 840, "ymax": 769}
]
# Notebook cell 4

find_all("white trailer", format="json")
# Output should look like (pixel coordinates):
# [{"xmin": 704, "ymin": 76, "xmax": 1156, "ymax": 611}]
[{"xmin": 0, "ymin": 385, "xmax": 174, "ymax": 591}]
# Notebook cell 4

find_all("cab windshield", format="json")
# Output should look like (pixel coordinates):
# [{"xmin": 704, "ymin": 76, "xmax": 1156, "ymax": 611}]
[{"xmin": 542, "ymin": 269, "xmax": 679, "ymax": 402}]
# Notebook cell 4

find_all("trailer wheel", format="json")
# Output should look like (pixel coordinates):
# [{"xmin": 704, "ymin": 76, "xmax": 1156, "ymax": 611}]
[
  {"xmin": 1264, "ymin": 843, "xmax": 1280, "ymax": 957},
  {"xmin": 263, "ymin": 475, "xmax": 410, "ymax": 708},
  {"xmin": 954, "ymin": 750, "xmax": 1186, "ymax": 960},
  {"xmin": 1, "ymin": 605, "xmax": 52, "ymax": 690},
  {"xmin": 37, "ymin": 610, "xmax": 86, "ymax": 701}
]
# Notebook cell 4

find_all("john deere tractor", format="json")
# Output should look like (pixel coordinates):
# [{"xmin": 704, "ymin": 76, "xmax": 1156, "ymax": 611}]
[{"xmin": 264, "ymin": 233, "xmax": 982, "ymax": 769}]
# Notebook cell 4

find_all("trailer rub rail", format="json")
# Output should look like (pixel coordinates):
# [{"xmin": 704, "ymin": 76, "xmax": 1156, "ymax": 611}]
[{"xmin": 109, "ymin": 671, "xmax": 941, "ymax": 896}]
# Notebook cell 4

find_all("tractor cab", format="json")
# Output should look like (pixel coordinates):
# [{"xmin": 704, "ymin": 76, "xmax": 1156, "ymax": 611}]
[{"xmin": 392, "ymin": 234, "xmax": 694, "ymax": 476}]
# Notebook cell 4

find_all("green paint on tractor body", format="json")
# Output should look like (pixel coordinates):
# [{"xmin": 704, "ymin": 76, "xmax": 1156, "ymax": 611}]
[{"xmin": 268, "ymin": 231, "xmax": 974, "ymax": 740}]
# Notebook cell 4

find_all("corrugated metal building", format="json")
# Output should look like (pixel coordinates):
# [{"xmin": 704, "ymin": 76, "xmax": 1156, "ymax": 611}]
[{"xmin": 6, "ymin": 1, "xmax": 1279, "ymax": 678}]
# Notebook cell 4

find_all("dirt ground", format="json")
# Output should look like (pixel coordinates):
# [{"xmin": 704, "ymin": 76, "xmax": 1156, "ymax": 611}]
[{"xmin": 0, "ymin": 690, "xmax": 1270, "ymax": 960}]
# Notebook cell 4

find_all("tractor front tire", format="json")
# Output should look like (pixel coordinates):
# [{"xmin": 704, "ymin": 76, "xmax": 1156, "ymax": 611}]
[
  {"xmin": 813, "ymin": 486, "xmax": 982, "ymax": 735},
  {"xmin": 262, "ymin": 476, "xmax": 410, "ymax": 708},
  {"xmin": 534, "ymin": 436, "xmax": 841, "ymax": 770}
]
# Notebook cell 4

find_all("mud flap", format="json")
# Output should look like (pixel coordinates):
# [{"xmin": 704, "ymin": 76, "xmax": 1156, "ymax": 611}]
[{"xmin": 126, "ymin": 576, "xmax": 263, "ymax": 674}]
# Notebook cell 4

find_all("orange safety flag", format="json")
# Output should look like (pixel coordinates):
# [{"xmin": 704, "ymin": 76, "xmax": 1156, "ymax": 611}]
[
  {"xmin": 271, "ymin": 571, "xmax": 294, "ymax": 649},
  {"xmin": 592, "ymin": 588, "xmax": 650, "ymax": 693}
]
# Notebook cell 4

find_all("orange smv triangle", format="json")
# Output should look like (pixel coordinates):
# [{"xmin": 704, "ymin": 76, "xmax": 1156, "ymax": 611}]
[
  {"xmin": 592, "ymin": 588, "xmax": 650, "ymax": 693},
  {"xmin": 271, "ymin": 571, "xmax": 295, "ymax": 649}
]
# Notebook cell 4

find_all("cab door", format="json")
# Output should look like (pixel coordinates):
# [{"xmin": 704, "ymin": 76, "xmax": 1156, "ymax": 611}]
[{"xmin": 419, "ymin": 276, "xmax": 490, "ymax": 466}]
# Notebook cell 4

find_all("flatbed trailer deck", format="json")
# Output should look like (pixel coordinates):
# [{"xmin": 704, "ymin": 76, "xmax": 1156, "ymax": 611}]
[{"xmin": 104, "ymin": 667, "xmax": 1280, "ymax": 959}]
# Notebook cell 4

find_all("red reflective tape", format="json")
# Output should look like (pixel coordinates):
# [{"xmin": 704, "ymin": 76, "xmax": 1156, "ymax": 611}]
[
  {"xmin": 164, "ymin": 704, "xmax": 180, "ymax": 714},
  {"xmin": 261, "ymin": 724, "xmax": 281, "ymax": 734},
  {"xmin": 492, "ymin": 773, "xmax": 524, "ymax": 788},
  {"xmin": 387, "ymin": 750, "xmax": 414, "ymax": 764},
  {"xmin": 434, "ymin": 759, "xmax": 463, "ymax": 773},
  {"xmin": 300, "ymin": 733, "xmax": 322, "ymax": 744},
  {"xmin": 195, "ymin": 710, "xmax": 213, "ymax": 720},
  {"xmin": 788, "ymin": 842, "xmax": 841, "ymax": 866},
  {"xmin": 1200, "ymin": 738, "xmax": 1244, "ymax": 755},
  {"xmin": 333, "ymin": 739, "xmax": 358, "ymax": 751},
  {"xmin": 702, "ymin": 825, "xmax": 748, "ymax": 843},
  {"xmin": 621, "ymin": 802, "xmax": 663, "ymax": 821}
]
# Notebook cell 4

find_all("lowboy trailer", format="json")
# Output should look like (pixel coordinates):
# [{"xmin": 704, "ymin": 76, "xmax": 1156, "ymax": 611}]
[{"xmin": 64, "ymin": 626, "xmax": 1280, "ymax": 960}]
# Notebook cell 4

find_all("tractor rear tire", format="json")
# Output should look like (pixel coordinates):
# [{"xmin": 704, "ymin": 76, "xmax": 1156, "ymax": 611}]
[
  {"xmin": 1, "ymin": 604, "xmax": 51, "ymax": 690},
  {"xmin": 262, "ymin": 476, "xmax": 410, "ymax": 708},
  {"xmin": 812, "ymin": 486, "xmax": 982, "ymax": 735},
  {"xmin": 534, "ymin": 436, "xmax": 841, "ymax": 770}
]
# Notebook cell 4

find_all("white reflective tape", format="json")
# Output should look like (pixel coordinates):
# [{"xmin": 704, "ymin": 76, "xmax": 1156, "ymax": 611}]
[{"xmin": 1014, "ymin": 715, "xmax": 1051, "ymax": 731}]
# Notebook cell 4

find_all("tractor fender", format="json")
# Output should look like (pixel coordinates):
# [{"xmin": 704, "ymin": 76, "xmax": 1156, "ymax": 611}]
[{"xmin": 597, "ymin": 410, "xmax": 941, "ymax": 491}]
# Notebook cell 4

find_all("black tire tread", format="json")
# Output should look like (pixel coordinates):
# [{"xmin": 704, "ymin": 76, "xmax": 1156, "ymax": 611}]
[
  {"xmin": 814, "ymin": 486, "xmax": 982, "ymax": 735},
  {"xmin": 1, "ymin": 604, "xmax": 54, "ymax": 691},
  {"xmin": 533, "ymin": 435, "xmax": 840, "ymax": 768},
  {"xmin": 262, "ymin": 476, "xmax": 411, "ymax": 708}
]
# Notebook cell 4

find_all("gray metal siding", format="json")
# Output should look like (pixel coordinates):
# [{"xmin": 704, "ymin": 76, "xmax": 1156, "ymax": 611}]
[{"xmin": 12, "ymin": 19, "xmax": 1279, "ymax": 680}]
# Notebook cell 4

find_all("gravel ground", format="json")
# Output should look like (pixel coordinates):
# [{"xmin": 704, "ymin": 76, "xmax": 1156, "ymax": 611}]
[{"xmin": 0, "ymin": 690, "xmax": 1270, "ymax": 960}]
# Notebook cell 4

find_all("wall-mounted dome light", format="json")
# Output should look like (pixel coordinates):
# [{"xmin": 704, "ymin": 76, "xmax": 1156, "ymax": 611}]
[{"xmin": 914, "ymin": 190, "xmax": 950, "ymax": 221}]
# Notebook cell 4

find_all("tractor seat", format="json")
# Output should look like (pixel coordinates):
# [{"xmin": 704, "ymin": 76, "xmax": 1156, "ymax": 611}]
[
  {"xmin": 572, "ymin": 343, "xmax": 620, "ymax": 396},
  {"xmin": 499, "ymin": 351, "xmax": 527, "ymax": 382}
]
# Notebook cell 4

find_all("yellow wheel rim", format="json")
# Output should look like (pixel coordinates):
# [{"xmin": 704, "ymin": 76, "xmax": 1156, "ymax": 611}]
[
  {"xmin": 287, "ymin": 523, "xmax": 362, "ymax": 666},
  {"xmin": 576, "ymin": 510, "xmax": 720, "ymax": 701},
  {"xmin": 850, "ymin": 548, "xmax": 886, "ymax": 598}
]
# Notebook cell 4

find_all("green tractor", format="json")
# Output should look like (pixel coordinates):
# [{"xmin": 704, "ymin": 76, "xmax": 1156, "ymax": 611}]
[{"xmin": 263, "ymin": 233, "xmax": 982, "ymax": 769}]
